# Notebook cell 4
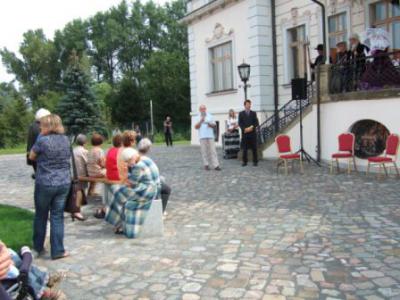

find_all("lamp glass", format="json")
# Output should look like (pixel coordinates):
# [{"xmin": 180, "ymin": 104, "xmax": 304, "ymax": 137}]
[{"xmin": 238, "ymin": 63, "xmax": 250, "ymax": 82}]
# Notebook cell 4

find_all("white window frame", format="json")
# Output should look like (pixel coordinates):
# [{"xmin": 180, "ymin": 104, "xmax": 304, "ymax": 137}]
[
  {"xmin": 206, "ymin": 33, "xmax": 236, "ymax": 94},
  {"xmin": 282, "ymin": 22, "xmax": 310, "ymax": 84},
  {"xmin": 327, "ymin": 7, "xmax": 352, "ymax": 47}
]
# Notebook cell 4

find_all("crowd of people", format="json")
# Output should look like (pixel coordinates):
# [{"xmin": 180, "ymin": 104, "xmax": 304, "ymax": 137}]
[
  {"xmin": 310, "ymin": 33, "xmax": 400, "ymax": 93},
  {"xmin": 1, "ymin": 108, "xmax": 174, "ymax": 299}
]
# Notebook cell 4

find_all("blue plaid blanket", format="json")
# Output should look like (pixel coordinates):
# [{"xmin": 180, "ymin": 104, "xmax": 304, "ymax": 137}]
[{"xmin": 105, "ymin": 156, "xmax": 161, "ymax": 238}]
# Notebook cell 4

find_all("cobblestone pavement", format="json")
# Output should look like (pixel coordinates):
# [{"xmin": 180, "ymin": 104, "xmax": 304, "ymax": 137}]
[{"xmin": 1, "ymin": 145, "xmax": 400, "ymax": 300}]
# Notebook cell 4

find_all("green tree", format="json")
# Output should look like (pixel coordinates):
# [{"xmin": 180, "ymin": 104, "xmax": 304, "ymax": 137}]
[
  {"xmin": 161, "ymin": 0, "xmax": 188, "ymax": 56},
  {"xmin": 93, "ymin": 82, "xmax": 113, "ymax": 127},
  {"xmin": 57, "ymin": 54, "xmax": 105, "ymax": 137},
  {"xmin": 88, "ymin": 9, "xmax": 125, "ymax": 85},
  {"xmin": 141, "ymin": 51, "xmax": 190, "ymax": 131},
  {"xmin": 109, "ymin": 75, "xmax": 146, "ymax": 128},
  {"xmin": 0, "ymin": 91, "xmax": 32, "ymax": 148},
  {"xmin": 36, "ymin": 91, "xmax": 63, "ymax": 113},
  {"xmin": 0, "ymin": 30, "xmax": 60, "ymax": 107},
  {"xmin": 54, "ymin": 19, "xmax": 89, "ymax": 70}
]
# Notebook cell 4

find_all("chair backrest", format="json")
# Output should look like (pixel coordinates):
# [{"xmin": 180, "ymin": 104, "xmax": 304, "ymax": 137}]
[
  {"xmin": 338, "ymin": 133, "xmax": 355, "ymax": 153},
  {"xmin": 276, "ymin": 134, "xmax": 292, "ymax": 153},
  {"xmin": 385, "ymin": 134, "xmax": 399, "ymax": 157}
]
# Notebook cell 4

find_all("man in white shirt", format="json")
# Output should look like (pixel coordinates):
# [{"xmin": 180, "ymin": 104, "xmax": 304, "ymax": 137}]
[{"xmin": 194, "ymin": 105, "xmax": 221, "ymax": 171}]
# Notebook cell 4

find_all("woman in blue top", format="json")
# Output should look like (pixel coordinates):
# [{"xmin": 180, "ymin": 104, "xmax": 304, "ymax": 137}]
[{"xmin": 29, "ymin": 114, "xmax": 71, "ymax": 260}]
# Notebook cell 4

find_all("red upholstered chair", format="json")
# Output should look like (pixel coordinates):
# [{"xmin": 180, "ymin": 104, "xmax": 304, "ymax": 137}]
[
  {"xmin": 367, "ymin": 133, "xmax": 400, "ymax": 177},
  {"xmin": 275, "ymin": 134, "xmax": 303, "ymax": 175},
  {"xmin": 330, "ymin": 133, "xmax": 357, "ymax": 174}
]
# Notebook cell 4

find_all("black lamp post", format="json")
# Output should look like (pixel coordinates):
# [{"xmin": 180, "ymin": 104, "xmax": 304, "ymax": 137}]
[{"xmin": 237, "ymin": 62, "xmax": 251, "ymax": 100}]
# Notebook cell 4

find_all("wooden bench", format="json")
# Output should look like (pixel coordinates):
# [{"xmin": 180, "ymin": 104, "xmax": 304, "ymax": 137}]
[{"xmin": 78, "ymin": 176, "xmax": 122, "ymax": 185}]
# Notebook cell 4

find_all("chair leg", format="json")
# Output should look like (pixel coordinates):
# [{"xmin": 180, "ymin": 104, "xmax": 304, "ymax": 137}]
[
  {"xmin": 300, "ymin": 158, "xmax": 304, "ymax": 174},
  {"xmin": 330, "ymin": 158, "xmax": 333, "ymax": 174},
  {"xmin": 393, "ymin": 162, "xmax": 400, "ymax": 177},
  {"xmin": 347, "ymin": 158, "xmax": 351, "ymax": 174},
  {"xmin": 366, "ymin": 162, "xmax": 370, "ymax": 175},
  {"xmin": 336, "ymin": 159, "xmax": 340, "ymax": 173},
  {"xmin": 353, "ymin": 157, "xmax": 357, "ymax": 173},
  {"xmin": 382, "ymin": 163, "xmax": 388, "ymax": 177},
  {"xmin": 284, "ymin": 160, "xmax": 288, "ymax": 175}
]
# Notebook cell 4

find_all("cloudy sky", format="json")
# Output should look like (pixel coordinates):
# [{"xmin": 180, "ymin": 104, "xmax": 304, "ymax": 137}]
[{"xmin": 0, "ymin": 0, "xmax": 170, "ymax": 82}]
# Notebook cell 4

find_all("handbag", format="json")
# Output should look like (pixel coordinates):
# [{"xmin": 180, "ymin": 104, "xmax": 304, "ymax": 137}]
[{"xmin": 65, "ymin": 145, "xmax": 87, "ymax": 213}]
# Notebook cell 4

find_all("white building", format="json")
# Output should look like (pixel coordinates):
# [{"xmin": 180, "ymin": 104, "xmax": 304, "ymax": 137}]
[{"xmin": 183, "ymin": 0, "xmax": 400, "ymax": 169}]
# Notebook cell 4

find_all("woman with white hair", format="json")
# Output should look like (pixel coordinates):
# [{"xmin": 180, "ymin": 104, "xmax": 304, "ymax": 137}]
[
  {"xmin": 105, "ymin": 147, "xmax": 161, "ymax": 238},
  {"xmin": 138, "ymin": 138, "xmax": 171, "ymax": 214},
  {"xmin": 26, "ymin": 108, "xmax": 51, "ymax": 178}
]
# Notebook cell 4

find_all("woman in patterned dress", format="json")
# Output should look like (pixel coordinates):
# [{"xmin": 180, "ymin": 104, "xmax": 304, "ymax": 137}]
[{"xmin": 105, "ymin": 148, "xmax": 161, "ymax": 238}]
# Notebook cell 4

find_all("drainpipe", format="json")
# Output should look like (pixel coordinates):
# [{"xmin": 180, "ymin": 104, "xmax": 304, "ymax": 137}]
[
  {"xmin": 310, "ymin": 0, "xmax": 327, "ymax": 162},
  {"xmin": 311, "ymin": 0, "xmax": 328, "ymax": 63},
  {"xmin": 271, "ymin": 0, "xmax": 279, "ymax": 133}
]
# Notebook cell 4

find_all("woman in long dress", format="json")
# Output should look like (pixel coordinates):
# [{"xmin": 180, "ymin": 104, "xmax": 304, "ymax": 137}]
[
  {"xmin": 105, "ymin": 148, "xmax": 161, "ymax": 238},
  {"xmin": 223, "ymin": 109, "xmax": 241, "ymax": 159}
]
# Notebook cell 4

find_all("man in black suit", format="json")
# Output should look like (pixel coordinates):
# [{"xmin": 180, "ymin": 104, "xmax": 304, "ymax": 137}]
[{"xmin": 239, "ymin": 99, "xmax": 259, "ymax": 166}]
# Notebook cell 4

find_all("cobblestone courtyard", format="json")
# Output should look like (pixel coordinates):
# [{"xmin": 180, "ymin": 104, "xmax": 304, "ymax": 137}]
[{"xmin": 1, "ymin": 145, "xmax": 400, "ymax": 299}]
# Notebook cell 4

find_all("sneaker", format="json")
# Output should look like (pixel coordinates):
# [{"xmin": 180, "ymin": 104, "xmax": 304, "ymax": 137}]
[
  {"xmin": 214, "ymin": 166, "xmax": 221, "ymax": 171},
  {"xmin": 242, "ymin": 163, "xmax": 247, "ymax": 167},
  {"xmin": 204, "ymin": 166, "xmax": 210, "ymax": 171},
  {"xmin": 253, "ymin": 162, "xmax": 258, "ymax": 167}
]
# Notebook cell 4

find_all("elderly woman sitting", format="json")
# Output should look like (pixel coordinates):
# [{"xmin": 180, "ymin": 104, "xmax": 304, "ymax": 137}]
[
  {"xmin": 105, "ymin": 148, "xmax": 161, "ymax": 238},
  {"xmin": 138, "ymin": 138, "xmax": 171, "ymax": 214}
]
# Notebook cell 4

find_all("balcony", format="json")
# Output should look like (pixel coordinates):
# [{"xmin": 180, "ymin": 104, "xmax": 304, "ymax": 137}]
[{"xmin": 317, "ymin": 51, "xmax": 400, "ymax": 103}]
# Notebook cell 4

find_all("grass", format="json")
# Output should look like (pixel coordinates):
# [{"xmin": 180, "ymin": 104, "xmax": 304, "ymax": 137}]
[
  {"xmin": 0, "ymin": 145, "xmax": 26, "ymax": 155},
  {"xmin": 0, "ymin": 204, "xmax": 33, "ymax": 250}
]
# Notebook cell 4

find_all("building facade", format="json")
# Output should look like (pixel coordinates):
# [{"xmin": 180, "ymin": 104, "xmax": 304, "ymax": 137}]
[{"xmin": 183, "ymin": 0, "xmax": 400, "ymax": 168}]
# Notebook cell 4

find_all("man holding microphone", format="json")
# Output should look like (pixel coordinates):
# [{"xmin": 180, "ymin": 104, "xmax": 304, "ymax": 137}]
[
  {"xmin": 239, "ymin": 99, "xmax": 259, "ymax": 166},
  {"xmin": 195, "ymin": 104, "xmax": 221, "ymax": 171}
]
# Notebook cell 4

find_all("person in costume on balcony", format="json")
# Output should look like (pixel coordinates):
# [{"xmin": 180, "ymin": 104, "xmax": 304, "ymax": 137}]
[
  {"xmin": 310, "ymin": 44, "xmax": 326, "ymax": 81},
  {"xmin": 349, "ymin": 33, "xmax": 370, "ymax": 90},
  {"xmin": 330, "ymin": 41, "xmax": 351, "ymax": 93},
  {"xmin": 360, "ymin": 47, "xmax": 400, "ymax": 90}
]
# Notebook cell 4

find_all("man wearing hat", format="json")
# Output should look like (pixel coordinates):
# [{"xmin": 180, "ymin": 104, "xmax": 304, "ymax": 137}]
[
  {"xmin": 310, "ymin": 44, "xmax": 326, "ymax": 81},
  {"xmin": 26, "ymin": 108, "xmax": 51, "ymax": 178}
]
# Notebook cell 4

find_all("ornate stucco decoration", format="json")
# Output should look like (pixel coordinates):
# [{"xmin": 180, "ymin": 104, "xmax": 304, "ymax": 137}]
[
  {"xmin": 205, "ymin": 23, "xmax": 234, "ymax": 44},
  {"xmin": 281, "ymin": 8, "xmax": 312, "ymax": 28}
]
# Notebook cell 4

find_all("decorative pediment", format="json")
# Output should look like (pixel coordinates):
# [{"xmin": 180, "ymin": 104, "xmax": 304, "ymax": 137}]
[
  {"xmin": 205, "ymin": 23, "xmax": 234, "ymax": 44},
  {"xmin": 280, "ymin": 9, "xmax": 312, "ymax": 28}
]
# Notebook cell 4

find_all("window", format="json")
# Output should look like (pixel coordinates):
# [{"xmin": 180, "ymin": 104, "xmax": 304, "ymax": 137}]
[
  {"xmin": 370, "ymin": 1, "xmax": 400, "ymax": 50},
  {"xmin": 287, "ymin": 25, "xmax": 306, "ymax": 79},
  {"xmin": 328, "ymin": 12, "xmax": 348, "ymax": 59},
  {"xmin": 209, "ymin": 42, "xmax": 233, "ymax": 92}
]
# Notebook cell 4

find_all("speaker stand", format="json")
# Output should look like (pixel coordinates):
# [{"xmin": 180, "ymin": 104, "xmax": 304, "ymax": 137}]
[{"xmin": 296, "ymin": 98, "xmax": 320, "ymax": 166}]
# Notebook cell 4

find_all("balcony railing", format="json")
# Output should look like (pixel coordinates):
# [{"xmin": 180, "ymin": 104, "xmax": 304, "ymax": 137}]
[
  {"xmin": 257, "ymin": 83, "xmax": 314, "ymax": 145},
  {"xmin": 329, "ymin": 50, "xmax": 400, "ymax": 94}
]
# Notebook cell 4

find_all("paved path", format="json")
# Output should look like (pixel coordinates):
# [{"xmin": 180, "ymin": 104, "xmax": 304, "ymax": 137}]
[{"xmin": 1, "ymin": 145, "xmax": 400, "ymax": 299}]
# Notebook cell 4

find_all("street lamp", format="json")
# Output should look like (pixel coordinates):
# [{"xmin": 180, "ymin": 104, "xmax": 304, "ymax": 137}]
[{"xmin": 237, "ymin": 61, "xmax": 251, "ymax": 100}]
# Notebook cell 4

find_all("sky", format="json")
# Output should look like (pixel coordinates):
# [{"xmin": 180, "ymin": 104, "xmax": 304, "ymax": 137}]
[{"xmin": 0, "ymin": 0, "xmax": 170, "ymax": 83}]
